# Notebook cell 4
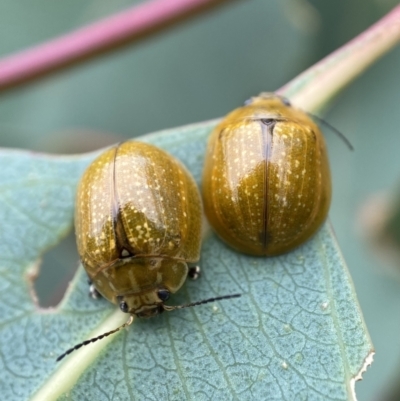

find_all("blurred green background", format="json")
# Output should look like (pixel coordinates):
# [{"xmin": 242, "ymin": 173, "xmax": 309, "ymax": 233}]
[{"xmin": 0, "ymin": 0, "xmax": 399, "ymax": 399}]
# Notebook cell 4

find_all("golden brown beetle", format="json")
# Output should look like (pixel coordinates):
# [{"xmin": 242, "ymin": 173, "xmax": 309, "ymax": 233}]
[
  {"xmin": 57, "ymin": 141, "xmax": 239, "ymax": 362},
  {"xmin": 76, "ymin": 141, "xmax": 203, "ymax": 317},
  {"xmin": 202, "ymin": 93, "xmax": 331, "ymax": 256}
]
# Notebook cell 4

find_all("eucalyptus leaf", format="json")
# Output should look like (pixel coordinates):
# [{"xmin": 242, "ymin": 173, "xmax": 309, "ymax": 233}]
[{"xmin": 0, "ymin": 122, "xmax": 372, "ymax": 401}]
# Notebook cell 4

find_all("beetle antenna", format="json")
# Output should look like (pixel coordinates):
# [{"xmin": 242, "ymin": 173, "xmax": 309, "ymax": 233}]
[
  {"xmin": 163, "ymin": 293, "xmax": 241, "ymax": 312},
  {"xmin": 56, "ymin": 315, "xmax": 134, "ymax": 362},
  {"xmin": 308, "ymin": 112, "xmax": 354, "ymax": 151}
]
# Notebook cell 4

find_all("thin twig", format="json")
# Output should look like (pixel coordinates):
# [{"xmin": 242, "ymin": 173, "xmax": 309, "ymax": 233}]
[{"xmin": 0, "ymin": 0, "xmax": 234, "ymax": 91}]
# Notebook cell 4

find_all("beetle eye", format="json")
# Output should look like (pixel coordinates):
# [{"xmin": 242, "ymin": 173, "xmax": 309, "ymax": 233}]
[
  {"xmin": 157, "ymin": 289, "xmax": 170, "ymax": 302},
  {"xmin": 281, "ymin": 97, "xmax": 291, "ymax": 107},
  {"xmin": 119, "ymin": 301, "xmax": 129, "ymax": 313}
]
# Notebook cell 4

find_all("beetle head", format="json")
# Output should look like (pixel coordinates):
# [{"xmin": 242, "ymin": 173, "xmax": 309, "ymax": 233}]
[{"xmin": 117, "ymin": 287, "xmax": 171, "ymax": 318}]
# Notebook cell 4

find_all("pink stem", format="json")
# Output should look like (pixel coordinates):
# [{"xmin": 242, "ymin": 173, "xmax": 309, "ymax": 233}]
[{"xmin": 0, "ymin": 0, "xmax": 230, "ymax": 90}]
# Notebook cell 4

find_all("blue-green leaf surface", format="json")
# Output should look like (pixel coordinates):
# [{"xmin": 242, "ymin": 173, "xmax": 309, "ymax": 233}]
[{"xmin": 0, "ymin": 122, "xmax": 372, "ymax": 401}]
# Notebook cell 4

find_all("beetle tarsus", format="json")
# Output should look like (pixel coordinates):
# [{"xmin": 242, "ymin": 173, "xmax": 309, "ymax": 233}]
[
  {"xmin": 88, "ymin": 282, "xmax": 101, "ymax": 299},
  {"xmin": 188, "ymin": 266, "xmax": 201, "ymax": 280}
]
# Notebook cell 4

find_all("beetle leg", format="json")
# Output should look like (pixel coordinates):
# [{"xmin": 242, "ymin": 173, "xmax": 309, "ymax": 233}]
[
  {"xmin": 188, "ymin": 265, "xmax": 201, "ymax": 280},
  {"xmin": 87, "ymin": 278, "xmax": 102, "ymax": 299}
]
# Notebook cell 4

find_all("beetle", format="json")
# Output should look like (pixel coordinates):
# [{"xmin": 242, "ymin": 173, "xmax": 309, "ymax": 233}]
[
  {"xmin": 76, "ymin": 141, "xmax": 203, "ymax": 317},
  {"xmin": 57, "ymin": 141, "xmax": 239, "ymax": 362},
  {"xmin": 202, "ymin": 93, "xmax": 331, "ymax": 256}
]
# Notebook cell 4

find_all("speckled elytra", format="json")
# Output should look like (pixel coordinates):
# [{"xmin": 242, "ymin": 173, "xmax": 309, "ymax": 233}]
[{"xmin": 202, "ymin": 93, "xmax": 331, "ymax": 256}]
